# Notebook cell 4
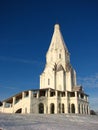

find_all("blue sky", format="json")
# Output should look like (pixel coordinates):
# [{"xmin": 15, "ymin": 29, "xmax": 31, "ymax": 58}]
[{"xmin": 0, "ymin": 0, "xmax": 98, "ymax": 111}]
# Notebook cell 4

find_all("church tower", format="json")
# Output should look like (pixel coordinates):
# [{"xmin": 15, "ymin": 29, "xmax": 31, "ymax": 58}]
[
  {"xmin": 40, "ymin": 24, "xmax": 77, "ymax": 91},
  {"xmin": 0, "ymin": 24, "xmax": 90, "ymax": 115}
]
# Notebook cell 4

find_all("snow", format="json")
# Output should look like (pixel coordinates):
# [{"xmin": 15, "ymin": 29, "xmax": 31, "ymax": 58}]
[{"xmin": 0, "ymin": 113, "xmax": 98, "ymax": 130}]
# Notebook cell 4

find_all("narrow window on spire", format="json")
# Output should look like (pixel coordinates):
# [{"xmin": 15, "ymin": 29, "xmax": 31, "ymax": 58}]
[
  {"xmin": 48, "ymin": 78, "xmax": 50, "ymax": 85},
  {"xmin": 59, "ymin": 54, "xmax": 61, "ymax": 59}
]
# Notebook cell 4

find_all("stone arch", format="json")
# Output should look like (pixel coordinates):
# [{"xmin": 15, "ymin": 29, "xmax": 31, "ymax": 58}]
[
  {"xmin": 50, "ymin": 103, "xmax": 55, "ymax": 114},
  {"xmin": 57, "ymin": 64, "xmax": 64, "ymax": 72},
  {"xmin": 15, "ymin": 108, "xmax": 22, "ymax": 113},
  {"xmin": 39, "ymin": 103, "xmax": 44, "ymax": 114},
  {"xmin": 71, "ymin": 104, "xmax": 75, "ymax": 113}
]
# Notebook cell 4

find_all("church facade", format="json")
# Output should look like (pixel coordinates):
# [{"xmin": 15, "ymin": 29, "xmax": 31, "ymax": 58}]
[{"xmin": 0, "ymin": 24, "xmax": 90, "ymax": 114}]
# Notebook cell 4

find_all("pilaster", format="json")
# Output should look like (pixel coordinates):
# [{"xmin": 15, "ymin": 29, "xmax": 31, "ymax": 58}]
[
  {"xmin": 75, "ymin": 91, "xmax": 78, "ymax": 114},
  {"xmin": 29, "ymin": 90, "xmax": 32, "ymax": 98},
  {"xmin": 13, "ymin": 97, "xmax": 16, "ymax": 106},
  {"xmin": 22, "ymin": 92, "xmax": 25, "ymax": 99},
  {"xmin": 65, "ymin": 91, "xmax": 68, "ymax": 113},
  {"xmin": 48, "ymin": 89, "xmax": 50, "ymax": 97},
  {"xmin": 55, "ymin": 102, "xmax": 58, "ymax": 114}
]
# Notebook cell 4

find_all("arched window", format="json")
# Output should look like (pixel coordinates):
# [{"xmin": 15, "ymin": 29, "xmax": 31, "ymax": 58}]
[
  {"xmin": 71, "ymin": 104, "xmax": 75, "ymax": 113},
  {"xmin": 39, "ymin": 103, "xmax": 44, "ymax": 114},
  {"xmin": 50, "ymin": 103, "xmax": 55, "ymax": 114}
]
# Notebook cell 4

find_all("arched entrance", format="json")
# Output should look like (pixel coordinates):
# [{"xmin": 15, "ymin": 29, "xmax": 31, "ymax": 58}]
[
  {"xmin": 62, "ymin": 104, "xmax": 65, "ymax": 113},
  {"xmin": 50, "ymin": 103, "xmax": 55, "ymax": 114},
  {"xmin": 39, "ymin": 103, "xmax": 44, "ymax": 114},
  {"xmin": 71, "ymin": 104, "xmax": 75, "ymax": 113},
  {"xmin": 15, "ymin": 108, "xmax": 22, "ymax": 113}
]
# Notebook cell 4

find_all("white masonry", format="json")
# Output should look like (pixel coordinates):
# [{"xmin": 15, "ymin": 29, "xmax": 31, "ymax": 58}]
[
  {"xmin": 0, "ymin": 24, "xmax": 90, "ymax": 114},
  {"xmin": 40, "ymin": 24, "xmax": 77, "ymax": 91}
]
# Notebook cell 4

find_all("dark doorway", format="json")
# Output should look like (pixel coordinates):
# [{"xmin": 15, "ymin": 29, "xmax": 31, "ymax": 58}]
[
  {"xmin": 50, "ymin": 103, "xmax": 55, "ymax": 114},
  {"xmin": 62, "ymin": 104, "xmax": 65, "ymax": 113},
  {"xmin": 71, "ymin": 104, "xmax": 75, "ymax": 113},
  {"xmin": 39, "ymin": 103, "xmax": 44, "ymax": 114},
  {"xmin": 15, "ymin": 108, "xmax": 22, "ymax": 113},
  {"xmin": 68, "ymin": 103, "xmax": 70, "ymax": 113}
]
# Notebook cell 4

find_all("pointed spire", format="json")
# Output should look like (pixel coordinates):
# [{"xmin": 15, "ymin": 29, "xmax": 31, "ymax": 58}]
[
  {"xmin": 46, "ymin": 24, "xmax": 70, "ymax": 64},
  {"xmin": 54, "ymin": 24, "xmax": 60, "ymax": 30},
  {"xmin": 48, "ymin": 24, "xmax": 69, "ymax": 53}
]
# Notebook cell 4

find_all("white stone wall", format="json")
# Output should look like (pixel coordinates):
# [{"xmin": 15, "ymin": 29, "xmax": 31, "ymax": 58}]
[
  {"xmin": 40, "ymin": 63, "xmax": 56, "ymax": 89},
  {"xmin": 0, "ymin": 24, "xmax": 90, "ymax": 115},
  {"xmin": 56, "ymin": 70, "xmax": 65, "ymax": 91},
  {"xmin": 0, "ymin": 91, "xmax": 32, "ymax": 114},
  {"xmin": 40, "ymin": 24, "xmax": 75, "ymax": 92},
  {"xmin": 66, "ymin": 71, "xmax": 72, "ymax": 91}
]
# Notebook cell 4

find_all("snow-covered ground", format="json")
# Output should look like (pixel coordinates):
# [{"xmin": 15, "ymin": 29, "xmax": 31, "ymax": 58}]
[{"xmin": 0, "ymin": 113, "xmax": 98, "ymax": 130}]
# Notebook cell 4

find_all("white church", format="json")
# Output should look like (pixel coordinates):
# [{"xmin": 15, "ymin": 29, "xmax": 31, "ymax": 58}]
[{"xmin": 0, "ymin": 24, "xmax": 90, "ymax": 114}]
